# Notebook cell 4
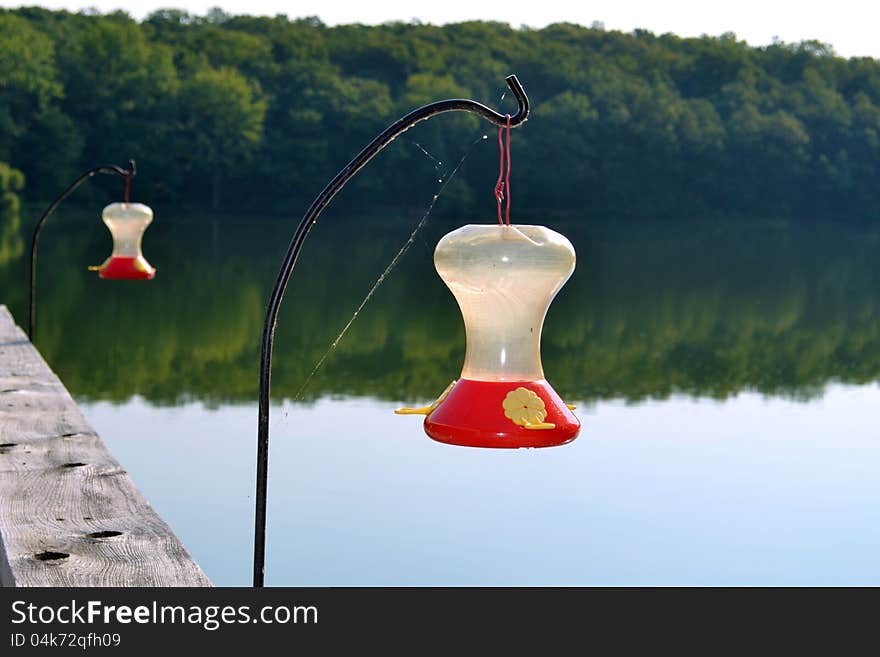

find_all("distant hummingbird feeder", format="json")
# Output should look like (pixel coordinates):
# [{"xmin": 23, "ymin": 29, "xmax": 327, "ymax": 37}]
[{"xmin": 90, "ymin": 202, "xmax": 156, "ymax": 280}]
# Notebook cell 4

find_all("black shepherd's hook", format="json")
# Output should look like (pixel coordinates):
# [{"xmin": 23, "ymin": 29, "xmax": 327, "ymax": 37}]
[
  {"xmin": 253, "ymin": 75, "xmax": 530, "ymax": 586},
  {"xmin": 28, "ymin": 160, "xmax": 136, "ymax": 340}
]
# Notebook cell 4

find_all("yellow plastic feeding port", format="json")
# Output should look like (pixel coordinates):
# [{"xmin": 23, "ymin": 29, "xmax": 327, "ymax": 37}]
[
  {"xmin": 398, "ymin": 224, "xmax": 580, "ymax": 448},
  {"xmin": 90, "ymin": 202, "xmax": 156, "ymax": 280}
]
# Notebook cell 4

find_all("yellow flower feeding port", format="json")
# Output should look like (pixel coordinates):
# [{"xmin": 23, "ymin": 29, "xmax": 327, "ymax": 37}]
[{"xmin": 502, "ymin": 387, "xmax": 556, "ymax": 430}]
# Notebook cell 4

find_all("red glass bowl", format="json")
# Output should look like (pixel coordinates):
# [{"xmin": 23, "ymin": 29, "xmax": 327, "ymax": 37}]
[
  {"xmin": 97, "ymin": 255, "xmax": 156, "ymax": 280},
  {"xmin": 424, "ymin": 378, "xmax": 580, "ymax": 448}
]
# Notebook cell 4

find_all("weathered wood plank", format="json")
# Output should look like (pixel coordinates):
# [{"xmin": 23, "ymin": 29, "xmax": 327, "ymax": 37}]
[{"xmin": 0, "ymin": 305, "xmax": 211, "ymax": 587}]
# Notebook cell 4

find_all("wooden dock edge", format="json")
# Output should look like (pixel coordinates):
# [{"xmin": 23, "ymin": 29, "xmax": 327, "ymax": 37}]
[{"xmin": 0, "ymin": 305, "xmax": 211, "ymax": 587}]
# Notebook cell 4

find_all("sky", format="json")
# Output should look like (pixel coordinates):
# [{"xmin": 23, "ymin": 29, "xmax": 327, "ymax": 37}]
[{"xmin": 3, "ymin": 0, "xmax": 880, "ymax": 59}]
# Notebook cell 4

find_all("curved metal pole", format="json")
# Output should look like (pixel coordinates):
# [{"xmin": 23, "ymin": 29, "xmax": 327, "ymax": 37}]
[
  {"xmin": 28, "ymin": 161, "xmax": 135, "ymax": 340},
  {"xmin": 253, "ymin": 75, "xmax": 530, "ymax": 586}
]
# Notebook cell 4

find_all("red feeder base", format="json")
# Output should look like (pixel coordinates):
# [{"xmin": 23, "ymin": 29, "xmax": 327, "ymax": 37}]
[
  {"xmin": 97, "ymin": 255, "xmax": 156, "ymax": 280},
  {"xmin": 425, "ymin": 378, "xmax": 580, "ymax": 449}
]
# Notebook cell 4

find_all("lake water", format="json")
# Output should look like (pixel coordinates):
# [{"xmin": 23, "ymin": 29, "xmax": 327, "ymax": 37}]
[{"xmin": 1, "ymin": 209, "xmax": 878, "ymax": 585}]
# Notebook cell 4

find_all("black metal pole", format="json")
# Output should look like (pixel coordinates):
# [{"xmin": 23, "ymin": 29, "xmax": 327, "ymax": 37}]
[
  {"xmin": 28, "ymin": 161, "xmax": 135, "ymax": 340},
  {"xmin": 253, "ymin": 75, "xmax": 530, "ymax": 586}
]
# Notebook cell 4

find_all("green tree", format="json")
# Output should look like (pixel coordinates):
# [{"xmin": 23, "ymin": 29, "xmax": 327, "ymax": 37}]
[
  {"xmin": 179, "ymin": 66, "xmax": 267, "ymax": 208},
  {"xmin": 0, "ymin": 13, "xmax": 77, "ymax": 196},
  {"xmin": 0, "ymin": 162, "xmax": 24, "ymax": 267}
]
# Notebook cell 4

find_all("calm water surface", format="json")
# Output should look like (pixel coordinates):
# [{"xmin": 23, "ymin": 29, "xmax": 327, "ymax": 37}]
[{"xmin": 1, "ymin": 210, "xmax": 878, "ymax": 585}]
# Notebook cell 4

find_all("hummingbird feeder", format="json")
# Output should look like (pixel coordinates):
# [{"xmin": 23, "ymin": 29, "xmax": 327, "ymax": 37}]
[
  {"xmin": 90, "ymin": 202, "xmax": 157, "ymax": 280},
  {"xmin": 395, "ymin": 118, "xmax": 579, "ymax": 448},
  {"xmin": 396, "ymin": 223, "xmax": 579, "ymax": 448}
]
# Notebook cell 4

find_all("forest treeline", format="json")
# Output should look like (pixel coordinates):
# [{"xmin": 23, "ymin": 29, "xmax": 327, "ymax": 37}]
[{"xmin": 2, "ymin": 8, "xmax": 880, "ymax": 219}]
